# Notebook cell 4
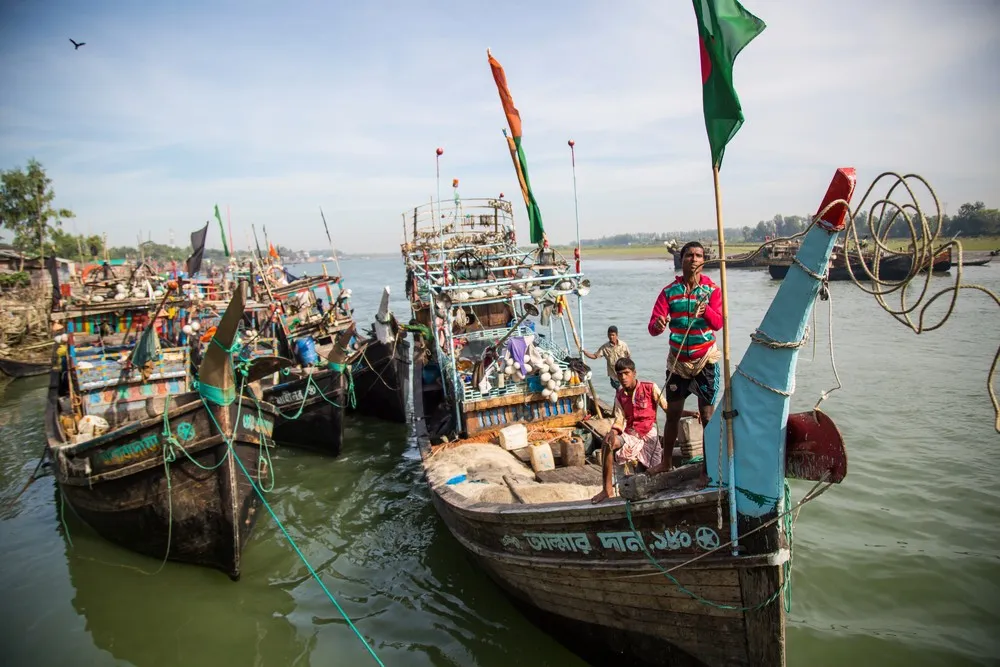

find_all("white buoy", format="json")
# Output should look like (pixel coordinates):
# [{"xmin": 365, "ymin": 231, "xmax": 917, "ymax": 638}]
[
  {"xmin": 540, "ymin": 372, "xmax": 552, "ymax": 383},
  {"xmin": 190, "ymin": 321, "xmax": 201, "ymax": 331},
  {"xmin": 182, "ymin": 324, "xmax": 193, "ymax": 335}
]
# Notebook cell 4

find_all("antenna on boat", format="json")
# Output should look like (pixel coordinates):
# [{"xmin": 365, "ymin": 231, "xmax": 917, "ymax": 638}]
[
  {"xmin": 318, "ymin": 207, "xmax": 343, "ymax": 278},
  {"xmin": 568, "ymin": 139, "xmax": 584, "ymax": 349},
  {"xmin": 436, "ymin": 147, "xmax": 447, "ymax": 286}
]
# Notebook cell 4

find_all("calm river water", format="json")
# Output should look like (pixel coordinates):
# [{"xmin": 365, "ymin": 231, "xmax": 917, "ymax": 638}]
[{"xmin": 1, "ymin": 256, "xmax": 997, "ymax": 667}]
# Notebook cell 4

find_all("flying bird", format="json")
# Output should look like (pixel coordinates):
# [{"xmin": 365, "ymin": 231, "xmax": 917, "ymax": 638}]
[{"xmin": 69, "ymin": 39, "xmax": 86, "ymax": 50}]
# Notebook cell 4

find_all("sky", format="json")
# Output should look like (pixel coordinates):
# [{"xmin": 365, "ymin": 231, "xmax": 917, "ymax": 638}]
[{"xmin": 1, "ymin": 0, "xmax": 997, "ymax": 254}]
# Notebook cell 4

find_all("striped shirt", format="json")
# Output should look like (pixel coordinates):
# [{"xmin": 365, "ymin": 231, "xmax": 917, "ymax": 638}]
[{"xmin": 648, "ymin": 275, "xmax": 722, "ymax": 362}]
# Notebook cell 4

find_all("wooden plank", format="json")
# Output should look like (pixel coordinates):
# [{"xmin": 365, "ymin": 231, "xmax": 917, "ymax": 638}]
[
  {"xmin": 512, "ymin": 563, "xmax": 743, "ymax": 600},
  {"xmin": 581, "ymin": 417, "xmax": 614, "ymax": 439},
  {"xmin": 506, "ymin": 570, "xmax": 746, "ymax": 632},
  {"xmin": 500, "ymin": 566, "xmax": 743, "ymax": 617},
  {"xmin": 535, "ymin": 463, "xmax": 603, "ymax": 486},
  {"xmin": 738, "ymin": 515, "xmax": 785, "ymax": 667},
  {"xmin": 506, "ymin": 583, "xmax": 749, "ymax": 666}
]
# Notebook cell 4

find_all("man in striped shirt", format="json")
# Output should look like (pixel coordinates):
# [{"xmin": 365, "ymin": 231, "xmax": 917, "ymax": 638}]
[{"xmin": 645, "ymin": 241, "xmax": 723, "ymax": 476}]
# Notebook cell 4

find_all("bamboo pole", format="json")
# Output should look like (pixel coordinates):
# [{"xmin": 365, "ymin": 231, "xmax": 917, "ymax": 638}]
[
  {"xmin": 561, "ymin": 298, "xmax": 603, "ymax": 419},
  {"xmin": 711, "ymin": 165, "xmax": 739, "ymax": 556}
]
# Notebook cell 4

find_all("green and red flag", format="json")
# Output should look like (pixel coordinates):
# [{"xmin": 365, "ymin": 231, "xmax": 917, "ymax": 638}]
[
  {"xmin": 488, "ymin": 51, "xmax": 545, "ymax": 244},
  {"xmin": 693, "ymin": 0, "xmax": 766, "ymax": 169}
]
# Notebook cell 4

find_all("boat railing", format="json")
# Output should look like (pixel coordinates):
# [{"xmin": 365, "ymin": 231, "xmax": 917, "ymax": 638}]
[
  {"xmin": 402, "ymin": 198, "xmax": 517, "ymax": 244},
  {"xmin": 444, "ymin": 326, "xmax": 573, "ymax": 404}
]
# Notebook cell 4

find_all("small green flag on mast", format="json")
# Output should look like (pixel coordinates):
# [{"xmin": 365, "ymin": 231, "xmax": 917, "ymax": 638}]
[{"xmin": 214, "ymin": 204, "xmax": 230, "ymax": 257}]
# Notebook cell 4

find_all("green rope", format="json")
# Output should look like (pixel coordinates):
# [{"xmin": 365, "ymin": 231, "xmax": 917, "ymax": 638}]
[
  {"xmin": 252, "ymin": 399, "xmax": 276, "ymax": 493},
  {"xmin": 265, "ymin": 372, "xmax": 348, "ymax": 422},
  {"xmin": 783, "ymin": 482, "xmax": 793, "ymax": 613},
  {"xmin": 143, "ymin": 442, "xmax": 175, "ymax": 576},
  {"xmin": 199, "ymin": 390, "xmax": 385, "ymax": 667},
  {"xmin": 161, "ymin": 398, "xmax": 231, "ymax": 471},
  {"xmin": 58, "ymin": 486, "xmax": 73, "ymax": 548},
  {"xmin": 345, "ymin": 367, "xmax": 356, "ymax": 409},
  {"xmin": 736, "ymin": 486, "xmax": 780, "ymax": 509},
  {"xmin": 623, "ymin": 499, "xmax": 789, "ymax": 613}
]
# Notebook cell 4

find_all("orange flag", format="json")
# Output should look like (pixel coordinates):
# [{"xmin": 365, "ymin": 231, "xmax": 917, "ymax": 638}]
[{"xmin": 268, "ymin": 243, "xmax": 279, "ymax": 259}]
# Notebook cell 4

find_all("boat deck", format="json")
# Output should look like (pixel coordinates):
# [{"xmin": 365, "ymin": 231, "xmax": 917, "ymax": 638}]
[{"xmin": 424, "ymin": 423, "xmax": 705, "ymax": 508}]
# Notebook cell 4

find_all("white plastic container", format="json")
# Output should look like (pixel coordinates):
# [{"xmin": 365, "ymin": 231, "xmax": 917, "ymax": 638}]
[
  {"xmin": 529, "ymin": 441, "xmax": 555, "ymax": 473},
  {"xmin": 499, "ymin": 423, "xmax": 528, "ymax": 450}
]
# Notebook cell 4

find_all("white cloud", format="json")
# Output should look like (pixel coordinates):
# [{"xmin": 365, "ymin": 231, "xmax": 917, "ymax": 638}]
[{"xmin": 1, "ymin": 0, "xmax": 996, "ymax": 252}]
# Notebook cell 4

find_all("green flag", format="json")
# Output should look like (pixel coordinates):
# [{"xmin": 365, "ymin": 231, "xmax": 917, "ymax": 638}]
[
  {"xmin": 693, "ymin": 0, "xmax": 765, "ymax": 169},
  {"xmin": 214, "ymin": 204, "xmax": 230, "ymax": 257}
]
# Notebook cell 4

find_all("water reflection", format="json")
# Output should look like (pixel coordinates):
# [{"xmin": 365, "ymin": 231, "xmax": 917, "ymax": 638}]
[{"xmin": 59, "ymin": 500, "xmax": 313, "ymax": 666}]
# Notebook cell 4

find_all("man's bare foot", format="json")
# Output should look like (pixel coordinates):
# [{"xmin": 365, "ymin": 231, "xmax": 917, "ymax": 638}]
[
  {"xmin": 591, "ymin": 489, "xmax": 612, "ymax": 504},
  {"xmin": 645, "ymin": 462, "xmax": 673, "ymax": 476}
]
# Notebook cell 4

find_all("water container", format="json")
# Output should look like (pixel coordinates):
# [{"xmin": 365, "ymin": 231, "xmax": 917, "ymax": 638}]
[
  {"xmin": 529, "ymin": 441, "xmax": 555, "ymax": 473},
  {"xmin": 499, "ymin": 423, "xmax": 528, "ymax": 450},
  {"xmin": 678, "ymin": 416, "xmax": 704, "ymax": 460},
  {"xmin": 526, "ymin": 375, "xmax": 543, "ymax": 392},
  {"xmin": 295, "ymin": 337, "xmax": 319, "ymax": 366},
  {"xmin": 560, "ymin": 437, "xmax": 586, "ymax": 467}
]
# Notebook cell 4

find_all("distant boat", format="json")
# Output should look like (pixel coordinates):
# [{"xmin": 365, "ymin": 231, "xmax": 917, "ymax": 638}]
[{"xmin": 769, "ymin": 246, "xmax": 952, "ymax": 280}]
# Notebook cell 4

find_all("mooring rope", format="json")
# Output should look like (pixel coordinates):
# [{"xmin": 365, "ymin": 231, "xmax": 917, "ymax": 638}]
[
  {"xmin": 200, "ymin": 383, "xmax": 385, "ymax": 667},
  {"xmin": 620, "ymin": 475, "xmax": 834, "ymax": 612},
  {"xmin": 741, "ymin": 171, "xmax": 999, "ymax": 432}
]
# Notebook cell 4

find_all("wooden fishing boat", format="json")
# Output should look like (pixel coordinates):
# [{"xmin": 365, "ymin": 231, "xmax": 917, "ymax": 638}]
[
  {"xmin": 0, "ymin": 353, "xmax": 50, "ymax": 378},
  {"xmin": 666, "ymin": 241, "xmax": 719, "ymax": 271},
  {"xmin": 45, "ymin": 282, "xmax": 280, "ymax": 579},
  {"xmin": 348, "ymin": 287, "xmax": 411, "ymax": 424},
  {"xmin": 253, "ymin": 274, "xmax": 354, "ymax": 454},
  {"xmin": 186, "ymin": 271, "xmax": 353, "ymax": 455},
  {"xmin": 409, "ymin": 170, "xmax": 856, "ymax": 666},
  {"xmin": 769, "ymin": 244, "xmax": 952, "ymax": 281}
]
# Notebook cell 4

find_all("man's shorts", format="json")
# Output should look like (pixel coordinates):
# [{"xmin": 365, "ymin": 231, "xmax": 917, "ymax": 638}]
[{"xmin": 665, "ymin": 362, "xmax": 719, "ymax": 405}]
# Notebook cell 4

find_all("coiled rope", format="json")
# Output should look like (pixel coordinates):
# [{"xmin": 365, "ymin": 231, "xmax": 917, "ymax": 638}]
[{"xmin": 739, "ymin": 172, "xmax": 999, "ymax": 432}]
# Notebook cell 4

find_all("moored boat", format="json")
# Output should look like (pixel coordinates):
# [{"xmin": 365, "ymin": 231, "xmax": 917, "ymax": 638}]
[
  {"xmin": 409, "ymin": 169, "xmax": 856, "ymax": 666},
  {"xmin": 348, "ymin": 287, "xmax": 411, "ymax": 424},
  {"xmin": 0, "ymin": 352, "xmax": 51, "ymax": 378},
  {"xmin": 45, "ymin": 282, "xmax": 279, "ymax": 579}
]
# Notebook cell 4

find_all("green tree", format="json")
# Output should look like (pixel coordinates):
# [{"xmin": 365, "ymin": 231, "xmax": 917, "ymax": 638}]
[
  {"xmin": 0, "ymin": 159, "xmax": 75, "ymax": 267},
  {"xmin": 49, "ymin": 228, "xmax": 104, "ymax": 261}
]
